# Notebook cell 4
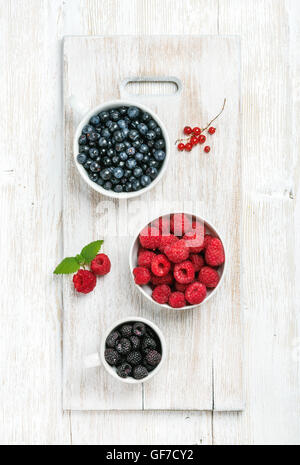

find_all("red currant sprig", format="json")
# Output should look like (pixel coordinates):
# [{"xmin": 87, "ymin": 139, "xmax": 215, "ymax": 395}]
[{"xmin": 176, "ymin": 98, "xmax": 226, "ymax": 154}]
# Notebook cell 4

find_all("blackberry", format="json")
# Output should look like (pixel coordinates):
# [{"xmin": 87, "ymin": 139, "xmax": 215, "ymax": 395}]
[
  {"xmin": 104, "ymin": 348, "xmax": 120, "ymax": 366},
  {"xmin": 116, "ymin": 338, "xmax": 132, "ymax": 355},
  {"xmin": 145, "ymin": 350, "xmax": 161, "ymax": 367},
  {"xmin": 117, "ymin": 363, "xmax": 132, "ymax": 378},
  {"xmin": 127, "ymin": 351, "xmax": 142, "ymax": 366},
  {"xmin": 106, "ymin": 330, "xmax": 120, "ymax": 348},
  {"xmin": 142, "ymin": 359, "xmax": 156, "ymax": 372},
  {"xmin": 133, "ymin": 322, "xmax": 146, "ymax": 337},
  {"xmin": 142, "ymin": 336, "xmax": 156, "ymax": 352},
  {"xmin": 120, "ymin": 324, "xmax": 132, "ymax": 338},
  {"xmin": 130, "ymin": 335, "xmax": 140, "ymax": 350},
  {"xmin": 133, "ymin": 365, "xmax": 148, "ymax": 380}
]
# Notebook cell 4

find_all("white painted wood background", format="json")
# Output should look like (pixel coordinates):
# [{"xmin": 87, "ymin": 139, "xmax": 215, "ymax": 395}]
[
  {"xmin": 63, "ymin": 35, "xmax": 242, "ymax": 412},
  {"xmin": 0, "ymin": 0, "xmax": 299, "ymax": 445}
]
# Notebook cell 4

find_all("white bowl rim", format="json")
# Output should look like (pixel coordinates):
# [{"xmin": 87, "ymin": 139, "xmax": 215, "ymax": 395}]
[
  {"xmin": 129, "ymin": 211, "xmax": 227, "ymax": 311},
  {"xmin": 100, "ymin": 316, "xmax": 166, "ymax": 384},
  {"xmin": 73, "ymin": 99, "xmax": 170, "ymax": 199}
]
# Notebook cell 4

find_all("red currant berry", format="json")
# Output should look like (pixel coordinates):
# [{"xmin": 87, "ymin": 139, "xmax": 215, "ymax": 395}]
[
  {"xmin": 178, "ymin": 143, "xmax": 185, "ymax": 151},
  {"xmin": 193, "ymin": 127, "xmax": 201, "ymax": 136},
  {"xmin": 185, "ymin": 143, "xmax": 193, "ymax": 152},
  {"xmin": 208, "ymin": 127, "xmax": 216, "ymax": 135},
  {"xmin": 204, "ymin": 146, "xmax": 210, "ymax": 153},
  {"xmin": 190, "ymin": 135, "xmax": 198, "ymax": 146},
  {"xmin": 199, "ymin": 135, "xmax": 206, "ymax": 144},
  {"xmin": 183, "ymin": 126, "xmax": 192, "ymax": 135}
]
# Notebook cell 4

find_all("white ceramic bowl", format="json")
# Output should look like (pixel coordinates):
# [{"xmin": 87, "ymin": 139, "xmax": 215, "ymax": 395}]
[
  {"xmin": 84, "ymin": 316, "xmax": 166, "ymax": 384},
  {"xmin": 74, "ymin": 100, "xmax": 170, "ymax": 199},
  {"xmin": 129, "ymin": 212, "xmax": 227, "ymax": 310}
]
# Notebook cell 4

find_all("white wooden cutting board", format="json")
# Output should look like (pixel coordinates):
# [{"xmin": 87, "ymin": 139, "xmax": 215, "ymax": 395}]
[{"xmin": 62, "ymin": 35, "xmax": 242, "ymax": 411}]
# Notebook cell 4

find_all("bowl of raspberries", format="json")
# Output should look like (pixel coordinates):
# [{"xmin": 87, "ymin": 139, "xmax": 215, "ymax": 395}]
[
  {"xmin": 130, "ymin": 213, "xmax": 226, "ymax": 309},
  {"xmin": 74, "ymin": 100, "xmax": 170, "ymax": 198},
  {"xmin": 85, "ymin": 317, "xmax": 165, "ymax": 383}
]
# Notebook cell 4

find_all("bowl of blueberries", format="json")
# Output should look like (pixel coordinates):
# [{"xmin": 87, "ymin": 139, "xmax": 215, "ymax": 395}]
[{"xmin": 74, "ymin": 101, "xmax": 170, "ymax": 198}]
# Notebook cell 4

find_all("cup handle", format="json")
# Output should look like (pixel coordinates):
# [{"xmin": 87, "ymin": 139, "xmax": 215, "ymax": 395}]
[{"xmin": 84, "ymin": 352, "xmax": 101, "ymax": 369}]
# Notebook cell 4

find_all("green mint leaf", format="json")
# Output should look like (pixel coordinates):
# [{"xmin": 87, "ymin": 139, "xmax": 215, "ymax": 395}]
[
  {"xmin": 53, "ymin": 257, "xmax": 80, "ymax": 274},
  {"xmin": 75, "ymin": 254, "xmax": 85, "ymax": 266},
  {"xmin": 80, "ymin": 240, "xmax": 103, "ymax": 263}
]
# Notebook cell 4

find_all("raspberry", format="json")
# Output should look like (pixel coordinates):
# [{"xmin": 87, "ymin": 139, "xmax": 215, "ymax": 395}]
[
  {"xmin": 183, "ymin": 227, "xmax": 204, "ymax": 253},
  {"xmin": 133, "ymin": 266, "xmax": 151, "ymax": 285},
  {"xmin": 138, "ymin": 250, "xmax": 156, "ymax": 269},
  {"xmin": 190, "ymin": 253, "xmax": 205, "ymax": 272},
  {"xmin": 151, "ymin": 254, "xmax": 171, "ymax": 277},
  {"xmin": 203, "ymin": 234, "xmax": 213, "ymax": 250},
  {"xmin": 174, "ymin": 281, "xmax": 190, "ymax": 292},
  {"xmin": 151, "ymin": 272, "xmax": 174, "ymax": 286},
  {"xmin": 158, "ymin": 234, "xmax": 179, "ymax": 253},
  {"xmin": 198, "ymin": 266, "xmax": 220, "ymax": 288},
  {"xmin": 185, "ymin": 282, "xmax": 207, "ymax": 305},
  {"xmin": 152, "ymin": 284, "xmax": 171, "ymax": 304},
  {"xmin": 173, "ymin": 260, "xmax": 195, "ymax": 284},
  {"xmin": 168, "ymin": 291, "xmax": 187, "ymax": 308},
  {"xmin": 73, "ymin": 269, "xmax": 96, "ymax": 294},
  {"xmin": 170, "ymin": 213, "xmax": 192, "ymax": 235},
  {"xmin": 90, "ymin": 253, "xmax": 111, "ymax": 276},
  {"xmin": 205, "ymin": 237, "xmax": 225, "ymax": 266},
  {"xmin": 139, "ymin": 226, "xmax": 161, "ymax": 250},
  {"xmin": 164, "ymin": 239, "xmax": 189, "ymax": 264}
]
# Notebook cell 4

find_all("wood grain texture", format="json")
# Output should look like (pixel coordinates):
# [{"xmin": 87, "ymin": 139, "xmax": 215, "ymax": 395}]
[
  {"xmin": 1, "ymin": 0, "xmax": 300, "ymax": 445},
  {"xmin": 63, "ymin": 35, "xmax": 242, "ymax": 411}
]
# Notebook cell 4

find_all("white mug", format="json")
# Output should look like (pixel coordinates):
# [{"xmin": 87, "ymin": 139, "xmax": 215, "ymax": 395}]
[{"xmin": 84, "ymin": 316, "xmax": 166, "ymax": 384}]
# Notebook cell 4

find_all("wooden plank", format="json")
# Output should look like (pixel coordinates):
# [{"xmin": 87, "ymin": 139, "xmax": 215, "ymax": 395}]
[{"xmin": 63, "ymin": 34, "xmax": 242, "ymax": 410}]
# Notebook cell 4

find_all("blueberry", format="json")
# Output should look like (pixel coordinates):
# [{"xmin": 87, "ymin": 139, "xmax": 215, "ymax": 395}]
[
  {"xmin": 119, "ymin": 152, "xmax": 128, "ymax": 161},
  {"xmin": 102, "ymin": 156, "xmax": 112, "ymax": 166},
  {"xmin": 113, "ymin": 167, "xmax": 124, "ymax": 179},
  {"xmin": 154, "ymin": 127, "xmax": 162, "ymax": 137},
  {"xmin": 119, "ymin": 106, "xmax": 128, "ymax": 115},
  {"xmin": 133, "ymin": 167, "xmax": 142, "ymax": 177},
  {"xmin": 129, "ymin": 175, "xmax": 136, "ymax": 183},
  {"xmin": 114, "ymin": 130, "xmax": 125, "ymax": 142},
  {"xmin": 107, "ymin": 140, "xmax": 113, "ymax": 149},
  {"xmin": 89, "ymin": 172, "xmax": 98, "ymax": 182},
  {"xmin": 83, "ymin": 159, "xmax": 92, "ymax": 170},
  {"xmin": 149, "ymin": 159, "xmax": 159, "ymax": 168},
  {"xmin": 124, "ymin": 169, "xmax": 132, "ymax": 178},
  {"xmin": 118, "ymin": 160, "xmax": 125, "ymax": 168},
  {"xmin": 122, "ymin": 128, "xmax": 129, "ymax": 138},
  {"xmin": 111, "ymin": 177, "xmax": 119, "ymax": 185},
  {"xmin": 78, "ymin": 135, "xmax": 87, "ymax": 145},
  {"xmin": 142, "ymin": 112, "xmax": 151, "ymax": 122},
  {"xmin": 147, "ymin": 140, "xmax": 155, "ymax": 148},
  {"xmin": 138, "ymin": 123, "xmax": 148, "ymax": 136},
  {"xmin": 126, "ymin": 147, "xmax": 136, "ymax": 156},
  {"xmin": 148, "ymin": 119, "xmax": 157, "ymax": 130},
  {"xmin": 96, "ymin": 177, "xmax": 104, "ymax": 186},
  {"xmin": 82, "ymin": 124, "xmax": 94, "ymax": 134},
  {"xmin": 143, "ymin": 155, "xmax": 150, "ymax": 164},
  {"xmin": 112, "ymin": 156, "xmax": 120, "ymax": 165},
  {"xmin": 146, "ymin": 167, "xmax": 158, "ymax": 179},
  {"xmin": 106, "ymin": 120, "xmax": 114, "ymax": 129},
  {"xmin": 109, "ymin": 122, "xmax": 119, "ymax": 133},
  {"xmin": 77, "ymin": 153, "xmax": 87, "ymax": 164},
  {"xmin": 90, "ymin": 115, "xmax": 100, "ymax": 126},
  {"xmin": 154, "ymin": 138, "xmax": 165, "ymax": 150},
  {"xmin": 127, "ymin": 106, "xmax": 140, "ymax": 119},
  {"xmin": 132, "ymin": 179, "xmax": 141, "ymax": 191},
  {"xmin": 135, "ymin": 152, "xmax": 143, "ymax": 162},
  {"xmin": 140, "ymin": 175, "xmax": 151, "ymax": 187},
  {"xmin": 100, "ymin": 168, "xmax": 111, "ymax": 180},
  {"xmin": 118, "ymin": 119, "xmax": 127, "ymax": 129},
  {"xmin": 110, "ymin": 110, "xmax": 120, "ymax": 121},
  {"xmin": 141, "ymin": 163, "xmax": 148, "ymax": 172},
  {"xmin": 99, "ymin": 148, "xmax": 107, "ymax": 156},
  {"xmin": 98, "ymin": 137, "xmax": 108, "ymax": 147},
  {"xmin": 146, "ymin": 130, "xmax": 156, "ymax": 141},
  {"xmin": 154, "ymin": 150, "xmax": 166, "ymax": 161},
  {"xmin": 89, "ymin": 148, "xmax": 99, "ymax": 159},
  {"xmin": 101, "ymin": 128, "xmax": 111, "ymax": 138},
  {"xmin": 114, "ymin": 184, "xmax": 123, "ymax": 193},
  {"xmin": 115, "ymin": 143, "xmax": 126, "ymax": 152},
  {"xmin": 90, "ymin": 161, "xmax": 101, "ymax": 173},
  {"xmin": 103, "ymin": 181, "xmax": 112, "ymax": 190},
  {"xmin": 80, "ymin": 145, "xmax": 90, "ymax": 154},
  {"xmin": 129, "ymin": 129, "xmax": 139, "ymax": 141},
  {"xmin": 126, "ymin": 159, "xmax": 137, "ymax": 169},
  {"xmin": 125, "ymin": 182, "xmax": 132, "ymax": 192},
  {"xmin": 107, "ymin": 148, "xmax": 115, "ymax": 157},
  {"xmin": 132, "ymin": 139, "xmax": 142, "ymax": 149},
  {"xmin": 140, "ymin": 144, "xmax": 149, "ymax": 154},
  {"xmin": 99, "ymin": 111, "xmax": 109, "ymax": 122}
]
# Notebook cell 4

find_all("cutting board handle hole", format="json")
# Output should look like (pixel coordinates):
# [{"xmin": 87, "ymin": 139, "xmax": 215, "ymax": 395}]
[{"xmin": 121, "ymin": 77, "xmax": 182, "ymax": 97}]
